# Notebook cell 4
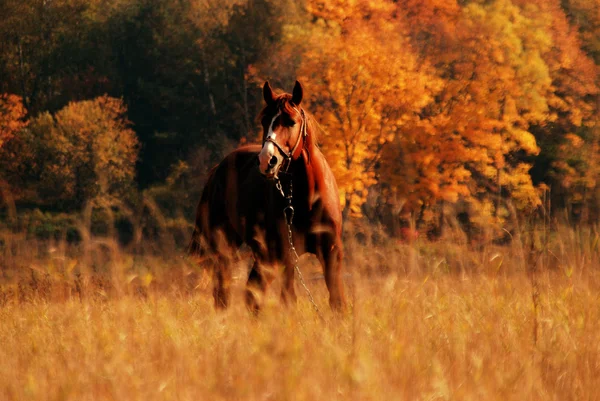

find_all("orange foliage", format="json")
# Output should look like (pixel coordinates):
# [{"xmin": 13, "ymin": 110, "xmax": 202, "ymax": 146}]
[
  {"xmin": 562, "ymin": 0, "xmax": 600, "ymax": 63},
  {"xmin": 299, "ymin": 0, "xmax": 442, "ymax": 216},
  {"xmin": 382, "ymin": 0, "xmax": 597, "ymax": 219},
  {"xmin": 0, "ymin": 94, "xmax": 27, "ymax": 149},
  {"xmin": 291, "ymin": 0, "xmax": 600, "ymax": 223}
]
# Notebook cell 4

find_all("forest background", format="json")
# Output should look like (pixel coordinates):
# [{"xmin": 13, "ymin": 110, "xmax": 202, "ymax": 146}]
[{"xmin": 1, "ymin": 0, "xmax": 600, "ymax": 243}]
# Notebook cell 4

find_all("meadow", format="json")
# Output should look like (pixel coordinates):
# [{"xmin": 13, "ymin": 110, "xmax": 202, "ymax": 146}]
[{"xmin": 1, "ymin": 214, "xmax": 599, "ymax": 401}]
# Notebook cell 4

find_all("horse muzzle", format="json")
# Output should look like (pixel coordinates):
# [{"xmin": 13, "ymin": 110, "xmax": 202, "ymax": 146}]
[{"xmin": 258, "ymin": 144, "xmax": 284, "ymax": 179}]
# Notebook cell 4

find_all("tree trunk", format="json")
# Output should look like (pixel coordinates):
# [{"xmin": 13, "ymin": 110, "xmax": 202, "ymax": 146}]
[{"xmin": 201, "ymin": 48, "xmax": 216, "ymax": 116}]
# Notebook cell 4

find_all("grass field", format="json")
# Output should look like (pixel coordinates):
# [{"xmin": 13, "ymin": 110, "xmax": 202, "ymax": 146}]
[{"xmin": 1, "ymin": 222, "xmax": 599, "ymax": 400}]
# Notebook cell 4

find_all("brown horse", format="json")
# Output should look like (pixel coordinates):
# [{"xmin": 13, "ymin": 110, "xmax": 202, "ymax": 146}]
[{"xmin": 188, "ymin": 81, "xmax": 346, "ymax": 312}]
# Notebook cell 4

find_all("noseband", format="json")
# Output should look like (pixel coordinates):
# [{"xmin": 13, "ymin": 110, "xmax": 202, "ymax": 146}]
[{"xmin": 263, "ymin": 109, "xmax": 308, "ymax": 173}]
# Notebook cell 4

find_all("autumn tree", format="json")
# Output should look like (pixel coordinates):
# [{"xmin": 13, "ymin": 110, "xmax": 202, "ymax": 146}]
[
  {"xmin": 518, "ymin": 0, "xmax": 600, "ymax": 221},
  {"xmin": 443, "ymin": 0, "xmax": 551, "ymax": 209},
  {"xmin": 374, "ymin": 0, "xmax": 573, "ymax": 232},
  {"xmin": 0, "ymin": 94, "xmax": 26, "ymax": 149},
  {"xmin": 297, "ymin": 0, "xmax": 442, "ymax": 217},
  {"xmin": 0, "ymin": 96, "xmax": 138, "ymax": 208},
  {"xmin": 561, "ymin": 0, "xmax": 600, "ymax": 64}
]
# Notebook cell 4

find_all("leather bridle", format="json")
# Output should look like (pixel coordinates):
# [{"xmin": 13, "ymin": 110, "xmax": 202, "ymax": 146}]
[{"xmin": 263, "ymin": 108, "xmax": 307, "ymax": 173}]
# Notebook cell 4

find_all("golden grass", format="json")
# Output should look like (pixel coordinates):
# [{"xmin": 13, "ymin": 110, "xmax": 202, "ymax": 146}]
[{"xmin": 1, "ymin": 223, "xmax": 600, "ymax": 400}]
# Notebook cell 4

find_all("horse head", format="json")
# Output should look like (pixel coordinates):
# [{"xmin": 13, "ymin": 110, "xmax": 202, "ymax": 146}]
[{"xmin": 257, "ymin": 81, "xmax": 309, "ymax": 179}]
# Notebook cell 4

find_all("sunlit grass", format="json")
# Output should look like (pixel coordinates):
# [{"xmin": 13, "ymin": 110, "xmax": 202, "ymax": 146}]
[{"xmin": 1, "ymin": 223, "xmax": 599, "ymax": 400}]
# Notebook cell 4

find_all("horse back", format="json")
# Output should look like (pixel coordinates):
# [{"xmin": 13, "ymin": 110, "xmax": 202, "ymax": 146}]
[{"xmin": 190, "ymin": 145, "xmax": 263, "ymax": 254}]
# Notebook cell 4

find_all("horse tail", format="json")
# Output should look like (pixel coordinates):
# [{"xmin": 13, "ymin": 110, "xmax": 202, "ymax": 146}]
[
  {"xmin": 188, "ymin": 189, "xmax": 212, "ymax": 258},
  {"xmin": 188, "ymin": 224, "xmax": 204, "ymax": 257},
  {"xmin": 188, "ymin": 192, "xmax": 213, "ymax": 258},
  {"xmin": 188, "ymin": 164, "xmax": 219, "ymax": 258}
]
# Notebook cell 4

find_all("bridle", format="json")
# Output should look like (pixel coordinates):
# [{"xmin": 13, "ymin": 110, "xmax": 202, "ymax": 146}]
[{"xmin": 262, "ymin": 108, "xmax": 308, "ymax": 174}]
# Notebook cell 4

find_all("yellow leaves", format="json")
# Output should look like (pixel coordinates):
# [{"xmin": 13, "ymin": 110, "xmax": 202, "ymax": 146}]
[
  {"xmin": 500, "ymin": 163, "xmax": 542, "ymax": 209},
  {"xmin": 507, "ymin": 128, "xmax": 540, "ymax": 155},
  {"xmin": 297, "ymin": 1, "xmax": 442, "ymax": 216},
  {"xmin": 379, "ymin": 0, "xmax": 567, "ymax": 215},
  {"xmin": 452, "ymin": 166, "xmax": 472, "ymax": 182}
]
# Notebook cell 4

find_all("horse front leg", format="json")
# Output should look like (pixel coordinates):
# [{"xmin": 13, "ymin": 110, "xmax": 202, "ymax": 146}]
[
  {"xmin": 213, "ymin": 255, "xmax": 232, "ymax": 309},
  {"xmin": 317, "ymin": 237, "xmax": 346, "ymax": 311},
  {"xmin": 280, "ymin": 257, "xmax": 297, "ymax": 306},
  {"xmin": 245, "ymin": 259, "xmax": 275, "ymax": 313}
]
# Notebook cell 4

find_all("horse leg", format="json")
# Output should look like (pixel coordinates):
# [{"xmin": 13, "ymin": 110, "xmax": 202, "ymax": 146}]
[
  {"xmin": 245, "ymin": 260, "xmax": 274, "ymax": 313},
  {"xmin": 213, "ymin": 256, "xmax": 232, "ymax": 309},
  {"xmin": 317, "ymin": 237, "xmax": 346, "ymax": 311},
  {"xmin": 280, "ymin": 260, "xmax": 297, "ymax": 306}
]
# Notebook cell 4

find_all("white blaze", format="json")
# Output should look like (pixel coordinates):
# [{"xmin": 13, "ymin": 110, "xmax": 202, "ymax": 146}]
[{"xmin": 258, "ymin": 112, "xmax": 281, "ymax": 175}]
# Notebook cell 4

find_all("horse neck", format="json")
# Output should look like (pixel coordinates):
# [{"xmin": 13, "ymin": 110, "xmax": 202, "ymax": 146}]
[
  {"xmin": 291, "ymin": 138, "xmax": 323, "ymax": 206},
  {"xmin": 304, "ymin": 131, "xmax": 326, "ymax": 173}
]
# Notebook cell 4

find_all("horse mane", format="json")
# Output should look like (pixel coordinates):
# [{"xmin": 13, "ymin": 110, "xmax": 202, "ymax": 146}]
[
  {"xmin": 257, "ymin": 92, "xmax": 320, "ymax": 151},
  {"xmin": 303, "ymin": 111, "xmax": 320, "ymax": 151}
]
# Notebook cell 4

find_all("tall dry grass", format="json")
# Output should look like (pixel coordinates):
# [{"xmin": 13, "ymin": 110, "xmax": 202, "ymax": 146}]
[{"xmin": 1, "ymin": 203, "xmax": 599, "ymax": 400}]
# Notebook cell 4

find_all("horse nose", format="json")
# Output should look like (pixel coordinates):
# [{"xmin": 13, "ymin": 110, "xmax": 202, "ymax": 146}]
[{"xmin": 268, "ymin": 155, "xmax": 277, "ymax": 167}]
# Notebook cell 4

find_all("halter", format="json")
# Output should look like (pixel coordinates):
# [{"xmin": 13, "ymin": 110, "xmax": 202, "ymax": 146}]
[{"xmin": 263, "ymin": 109, "xmax": 307, "ymax": 173}]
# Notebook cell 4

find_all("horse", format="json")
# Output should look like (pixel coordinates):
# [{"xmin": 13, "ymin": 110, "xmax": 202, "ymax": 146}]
[{"xmin": 188, "ymin": 81, "xmax": 346, "ymax": 312}]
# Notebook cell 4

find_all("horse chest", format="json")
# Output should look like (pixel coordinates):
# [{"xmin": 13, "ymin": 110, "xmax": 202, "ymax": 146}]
[{"xmin": 235, "ymin": 184, "xmax": 311, "ymax": 257}]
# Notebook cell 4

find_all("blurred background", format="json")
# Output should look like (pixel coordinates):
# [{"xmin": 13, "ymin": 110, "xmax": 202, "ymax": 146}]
[{"xmin": 1, "ymin": 0, "xmax": 599, "ymax": 245}]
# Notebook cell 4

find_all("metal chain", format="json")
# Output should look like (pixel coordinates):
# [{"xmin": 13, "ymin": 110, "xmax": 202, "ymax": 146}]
[
  {"xmin": 275, "ymin": 180, "xmax": 286, "ymax": 199},
  {"xmin": 276, "ymin": 178, "xmax": 323, "ymax": 319}
]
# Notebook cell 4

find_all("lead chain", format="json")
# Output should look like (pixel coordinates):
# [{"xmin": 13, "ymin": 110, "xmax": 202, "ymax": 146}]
[{"xmin": 275, "ymin": 178, "xmax": 323, "ymax": 319}]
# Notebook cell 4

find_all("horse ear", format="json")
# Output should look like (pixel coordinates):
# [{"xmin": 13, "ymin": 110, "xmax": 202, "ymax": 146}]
[
  {"xmin": 292, "ymin": 80, "xmax": 303, "ymax": 106},
  {"xmin": 263, "ymin": 81, "xmax": 276, "ymax": 106}
]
